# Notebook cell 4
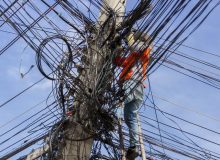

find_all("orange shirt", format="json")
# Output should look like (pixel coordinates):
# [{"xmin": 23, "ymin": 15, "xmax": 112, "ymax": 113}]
[{"xmin": 114, "ymin": 47, "xmax": 150, "ymax": 88}]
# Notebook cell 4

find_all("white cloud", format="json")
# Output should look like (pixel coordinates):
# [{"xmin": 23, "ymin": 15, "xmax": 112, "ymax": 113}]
[
  {"xmin": 32, "ymin": 79, "xmax": 52, "ymax": 90},
  {"xmin": 7, "ymin": 67, "xmax": 21, "ymax": 80}
]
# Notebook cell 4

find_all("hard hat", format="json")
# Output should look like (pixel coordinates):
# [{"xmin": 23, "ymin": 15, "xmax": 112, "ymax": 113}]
[{"xmin": 133, "ymin": 30, "xmax": 154, "ymax": 51}]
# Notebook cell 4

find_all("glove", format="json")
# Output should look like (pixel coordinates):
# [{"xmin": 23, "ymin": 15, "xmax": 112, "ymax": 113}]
[
  {"xmin": 128, "ymin": 33, "xmax": 134, "ymax": 46},
  {"xmin": 114, "ymin": 44, "xmax": 123, "ymax": 57}
]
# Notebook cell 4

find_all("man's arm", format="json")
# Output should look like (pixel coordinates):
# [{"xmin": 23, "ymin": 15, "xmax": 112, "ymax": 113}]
[
  {"xmin": 140, "ymin": 47, "xmax": 150, "ymax": 62},
  {"xmin": 127, "ymin": 33, "xmax": 147, "ymax": 53},
  {"xmin": 113, "ymin": 57, "xmax": 127, "ymax": 67},
  {"xmin": 129, "ymin": 42, "xmax": 146, "ymax": 53}
]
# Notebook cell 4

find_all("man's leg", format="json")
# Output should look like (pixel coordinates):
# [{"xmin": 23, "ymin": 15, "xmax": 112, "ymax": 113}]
[
  {"xmin": 109, "ymin": 102, "xmax": 124, "ymax": 130},
  {"xmin": 123, "ymin": 80, "xmax": 143, "ymax": 159},
  {"xmin": 112, "ymin": 103, "xmax": 124, "ymax": 120},
  {"xmin": 112, "ymin": 79, "xmax": 134, "ymax": 121},
  {"xmin": 124, "ymin": 100, "xmax": 140, "ymax": 159},
  {"xmin": 124, "ymin": 100, "xmax": 139, "ymax": 147},
  {"xmin": 124, "ymin": 80, "xmax": 143, "ymax": 146}
]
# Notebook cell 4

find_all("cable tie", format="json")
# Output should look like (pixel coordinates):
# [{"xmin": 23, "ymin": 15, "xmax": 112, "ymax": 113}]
[{"xmin": 50, "ymin": 7, "xmax": 54, "ymax": 11}]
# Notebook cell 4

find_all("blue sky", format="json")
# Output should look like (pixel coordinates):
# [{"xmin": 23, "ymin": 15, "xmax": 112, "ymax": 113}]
[{"xmin": 0, "ymin": 0, "xmax": 220, "ymax": 159}]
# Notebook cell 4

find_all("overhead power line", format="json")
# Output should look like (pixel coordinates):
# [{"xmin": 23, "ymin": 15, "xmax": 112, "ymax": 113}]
[
  {"xmin": 0, "ymin": 95, "xmax": 54, "ymax": 129},
  {"xmin": 144, "ymin": 92, "xmax": 220, "ymax": 122},
  {"xmin": 1, "ymin": 0, "xmax": 220, "ymax": 159}
]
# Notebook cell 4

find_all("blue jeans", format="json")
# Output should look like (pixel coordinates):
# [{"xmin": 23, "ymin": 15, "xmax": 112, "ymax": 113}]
[{"xmin": 113, "ymin": 79, "xmax": 143, "ymax": 147}]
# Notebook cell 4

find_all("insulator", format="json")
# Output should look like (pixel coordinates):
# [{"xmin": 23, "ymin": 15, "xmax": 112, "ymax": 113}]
[
  {"xmin": 63, "ymin": 70, "xmax": 74, "ymax": 79},
  {"xmin": 64, "ymin": 52, "xmax": 69, "ymax": 57},
  {"xmin": 62, "ymin": 36, "xmax": 67, "ymax": 41},
  {"xmin": 76, "ymin": 51, "xmax": 81, "ymax": 57},
  {"xmin": 58, "ymin": 63, "xmax": 63, "ymax": 68},
  {"xmin": 82, "ymin": 47, "xmax": 88, "ymax": 55},
  {"xmin": 74, "ymin": 63, "xmax": 81, "ymax": 68},
  {"xmin": 87, "ymin": 37, "xmax": 93, "ymax": 41},
  {"xmin": 85, "ymin": 88, "xmax": 92, "ymax": 95},
  {"xmin": 77, "ymin": 67, "xmax": 85, "ymax": 75},
  {"xmin": 72, "ymin": 101, "xmax": 79, "ymax": 107},
  {"xmin": 71, "ymin": 74, "xmax": 75, "ymax": 79},
  {"xmin": 81, "ymin": 55, "xmax": 89, "ymax": 66},
  {"xmin": 68, "ymin": 88, "xmax": 75, "ymax": 97},
  {"xmin": 64, "ymin": 95, "xmax": 69, "ymax": 101},
  {"xmin": 71, "ymin": 77, "xmax": 80, "ymax": 85}
]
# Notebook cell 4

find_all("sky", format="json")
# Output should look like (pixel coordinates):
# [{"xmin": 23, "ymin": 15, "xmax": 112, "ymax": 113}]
[{"xmin": 0, "ymin": 0, "xmax": 220, "ymax": 160}]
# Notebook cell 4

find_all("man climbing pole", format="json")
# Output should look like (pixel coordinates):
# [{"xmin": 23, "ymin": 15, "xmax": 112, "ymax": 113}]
[{"xmin": 112, "ymin": 30, "xmax": 153, "ymax": 160}]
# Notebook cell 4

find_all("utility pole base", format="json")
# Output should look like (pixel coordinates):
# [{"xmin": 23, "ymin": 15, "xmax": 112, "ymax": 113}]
[{"xmin": 61, "ymin": 123, "xmax": 93, "ymax": 160}]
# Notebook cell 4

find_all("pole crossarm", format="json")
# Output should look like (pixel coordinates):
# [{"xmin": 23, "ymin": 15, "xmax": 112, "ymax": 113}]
[
  {"xmin": 26, "ymin": 144, "xmax": 49, "ymax": 160},
  {"xmin": 0, "ymin": 134, "xmax": 49, "ymax": 160}
]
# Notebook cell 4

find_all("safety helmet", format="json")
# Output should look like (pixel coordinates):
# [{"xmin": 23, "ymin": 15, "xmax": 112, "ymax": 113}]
[{"xmin": 133, "ymin": 30, "xmax": 153, "ymax": 51}]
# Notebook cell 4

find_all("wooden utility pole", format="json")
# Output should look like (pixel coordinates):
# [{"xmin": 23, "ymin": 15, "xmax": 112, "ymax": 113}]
[
  {"xmin": 137, "ymin": 113, "xmax": 146, "ymax": 160},
  {"xmin": 62, "ymin": 0, "xmax": 127, "ymax": 159},
  {"xmin": 119, "ymin": 118, "xmax": 126, "ymax": 160}
]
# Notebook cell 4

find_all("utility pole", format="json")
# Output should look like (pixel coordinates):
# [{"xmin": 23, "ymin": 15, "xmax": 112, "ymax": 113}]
[
  {"xmin": 137, "ymin": 113, "xmax": 146, "ymax": 160},
  {"xmin": 119, "ymin": 118, "xmax": 126, "ymax": 160},
  {"xmin": 61, "ymin": 0, "xmax": 127, "ymax": 159}
]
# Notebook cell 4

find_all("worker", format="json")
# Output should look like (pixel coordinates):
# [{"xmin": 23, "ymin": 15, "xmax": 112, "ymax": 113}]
[{"xmin": 111, "ymin": 31, "xmax": 153, "ymax": 160}]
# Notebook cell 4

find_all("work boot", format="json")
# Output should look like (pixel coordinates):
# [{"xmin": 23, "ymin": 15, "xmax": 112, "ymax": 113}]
[{"xmin": 126, "ymin": 146, "xmax": 139, "ymax": 160}]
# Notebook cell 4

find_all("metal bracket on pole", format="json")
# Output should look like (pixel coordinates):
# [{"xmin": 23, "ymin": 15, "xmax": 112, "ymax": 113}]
[{"xmin": 26, "ymin": 144, "xmax": 49, "ymax": 160}]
